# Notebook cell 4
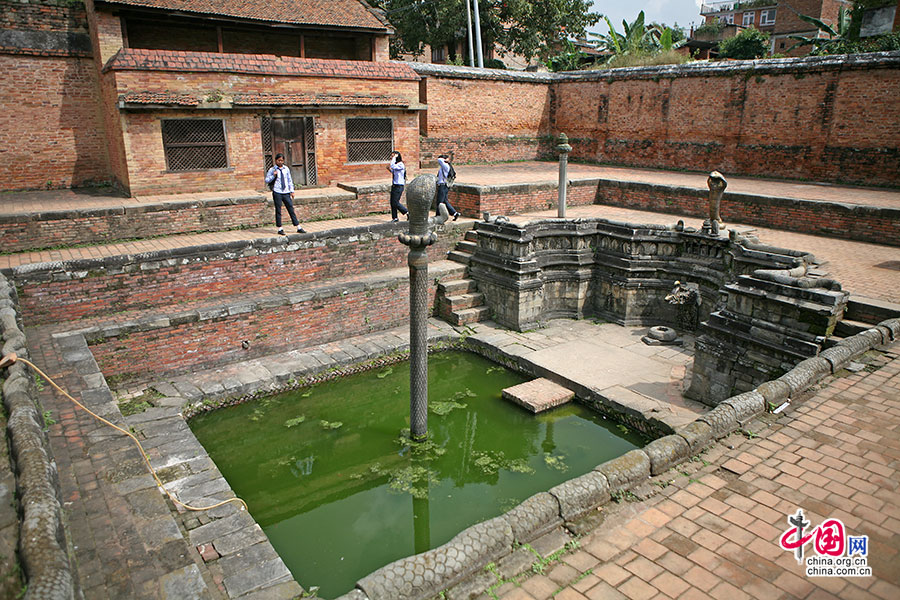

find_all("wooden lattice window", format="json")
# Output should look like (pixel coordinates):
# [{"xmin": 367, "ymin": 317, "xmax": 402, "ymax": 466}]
[
  {"xmin": 161, "ymin": 119, "xmax": 228, "ymax": 171},
  {"xmin": 346, "ymin": 117, "xmax": 393, "ymax": 163}
]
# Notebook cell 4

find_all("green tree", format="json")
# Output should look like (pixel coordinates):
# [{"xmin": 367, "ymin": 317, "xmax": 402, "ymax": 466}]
[
  {"xmin": 374, "ymin": 0, "xmax": 599, "ymax": 62},
  {"xmin": 718, "ymin": 27, "xmax": 770, "ymax": 59}
]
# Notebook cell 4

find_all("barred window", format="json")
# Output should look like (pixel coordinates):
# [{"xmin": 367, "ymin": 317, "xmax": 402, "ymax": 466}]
[
  {"xmin": 161, "ymin": 119, "xmax": 228, "ymax": 171},
  {"xmin": 346, "ymin": 118, "xmax": 393, "ymax": 163}
]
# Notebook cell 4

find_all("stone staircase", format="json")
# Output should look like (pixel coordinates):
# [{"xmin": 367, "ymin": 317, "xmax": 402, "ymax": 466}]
[
  {"xmin": 828, "ymin": 295, "xmax": 900, "ymax": 346},
  {"xmin": 437, "ymin": 229, "xmax": 491, "ymax": 325}
]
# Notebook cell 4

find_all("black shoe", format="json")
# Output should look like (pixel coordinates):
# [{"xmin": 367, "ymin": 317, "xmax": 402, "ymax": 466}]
[
  {"xmin": 277, "ymin": 228, "xmax": 285, "ymax": 235},
  {"xmin": 453, "ymin": 213, "xmax": 459, "ymax": 221},
  {"xmin": 297, "ymin": 227, "xmax": 306, "ymax": 234},
  {"xmin": 405, "ymin": 213, "xmax": 409, "ymax": 220},
  {"xmin": 392, "ymin": 218, "xmax": 399, "ymax": 222}
]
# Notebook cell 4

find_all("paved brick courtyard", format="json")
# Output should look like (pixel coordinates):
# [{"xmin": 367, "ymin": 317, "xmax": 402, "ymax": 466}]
[{"xmin": 493, "ymin": 350, "xmax": 900, "ymax": 600}]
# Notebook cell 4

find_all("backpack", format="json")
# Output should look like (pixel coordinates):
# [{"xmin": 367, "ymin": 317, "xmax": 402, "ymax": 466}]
[
  {"xmin": 446, "ymin": 163, "xmax": 457, "ymax": 186},
  {"xmin": 267, "ymin": 166, "xmax": 278, "ymax": 190}
]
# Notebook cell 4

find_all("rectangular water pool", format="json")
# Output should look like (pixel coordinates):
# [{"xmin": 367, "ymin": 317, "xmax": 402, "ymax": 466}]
[{"xmin": 190, "ymin": 351, "xmax": 642, "ymax": 598}]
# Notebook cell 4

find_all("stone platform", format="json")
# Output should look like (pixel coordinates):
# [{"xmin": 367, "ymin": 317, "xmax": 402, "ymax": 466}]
[{"xmin": 502, "ymin": 378, "xmax": 574, "ymax": 413}]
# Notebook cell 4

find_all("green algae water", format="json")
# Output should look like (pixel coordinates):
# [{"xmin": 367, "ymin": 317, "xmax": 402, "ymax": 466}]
[{"xmin": 190, "ymin": 351, "xmax": 642, "ymax": 598}]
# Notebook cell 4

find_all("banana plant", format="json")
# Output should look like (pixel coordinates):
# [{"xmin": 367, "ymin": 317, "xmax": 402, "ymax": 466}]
[
  {"xmin": 588, "ymin": 11, "xmax": 658, "ymax": 62},
  {"xmin": 788, "ymin": 7, "xmax": 852, "ymax": 54}
]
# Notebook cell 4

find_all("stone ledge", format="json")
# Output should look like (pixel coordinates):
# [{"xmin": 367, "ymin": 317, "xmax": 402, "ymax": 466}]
[{"xmin": 0, "ymin": 273, "xmax": 74, "ymax": 600}]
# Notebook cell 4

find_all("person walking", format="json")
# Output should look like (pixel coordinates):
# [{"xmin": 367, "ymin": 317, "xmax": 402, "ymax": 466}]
[
  {"xmin": 265, "ymin": 153, "xmax": 306, "ymax": 235},
  {"xmin": 387, "ymin": 151, "xmax": 409, "ymax": 222},
  {"xmin": 436, "ymin": 153, "xmax": 459, "ymax": 220}
]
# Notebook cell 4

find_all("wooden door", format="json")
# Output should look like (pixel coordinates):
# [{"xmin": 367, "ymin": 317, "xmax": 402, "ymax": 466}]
[{"xmin": 272, "ymin": 118, "xmax": 307, "ymax": 186}]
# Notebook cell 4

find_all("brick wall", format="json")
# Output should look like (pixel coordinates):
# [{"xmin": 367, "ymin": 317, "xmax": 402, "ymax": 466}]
[
  {"xmin": 0, "ymin": 54, "xmax": 109, "ymax": 191},
  {"xmin": 553, "ymin": 57, "xmax": 900, "ymax": 186},
  {"xmin": 14, "ymin": 225, "xmax": 467, "ymax": 325},
  {"xmin": 414, "ymin": 57, "xmax": 900, "ymax": 187},
  {"xmin": 89, "ymin": 281, "xmax": 429, "ymax": 382},
  {"xmin": 416, "ymin": 66, "xmax": 553, "ymax": 163},
  {"xmin": 0, "ymin": 0, "xmax": 88, "ymax": 33}
]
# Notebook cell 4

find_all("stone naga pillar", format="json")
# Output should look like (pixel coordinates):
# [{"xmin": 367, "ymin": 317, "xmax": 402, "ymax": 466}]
[
  {"xmin": 557, "ymin": 133, "xmax": 572, "ymax": 218},
  {"xmin": 707, "ymin": 171, "xmax": 727, "ymax": 226},
  {"xmin": 399, "ymin": 174, "xmax": 449, "ymax": 441}
]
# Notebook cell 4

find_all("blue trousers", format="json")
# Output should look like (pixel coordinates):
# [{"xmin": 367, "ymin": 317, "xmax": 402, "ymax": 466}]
[
  {"xmin": 435, "ymin": 183, "xmax": 458, "ymax": 216},
  {"xmin": 390, "ymin": 184, "xmax": 408, "ymax": 219},
  {"xmin": 273, "ymin": 192, "xmax": 299, "ymax": 228}
]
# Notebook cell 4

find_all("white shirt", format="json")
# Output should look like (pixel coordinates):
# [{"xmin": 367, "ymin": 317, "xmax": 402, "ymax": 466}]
[
  {"xmin": 389, "ymin": 157, "xmax": 405, "ymax": 185},
  {"xmin": 266, "ymin": 165, "xmax": 294, "ymax": 194},
  {"xmin": 436, "ymin": 157, "xmax": 451, "ymax": 185}
]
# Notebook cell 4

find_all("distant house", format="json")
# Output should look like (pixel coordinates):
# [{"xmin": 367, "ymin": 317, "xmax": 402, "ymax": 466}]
[
  {"xmin": 2, "ymin": 0, "xmax": 428, "ymax": 195},
  {"xmin": 697, "ymin": 0, "xmax": 862, "ymax": 56}
]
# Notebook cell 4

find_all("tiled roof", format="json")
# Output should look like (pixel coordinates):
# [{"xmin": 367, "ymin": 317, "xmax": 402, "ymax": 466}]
[
  {"xmin": 96, "ymin": 0, "xmax": 391, "ymax": 30},
  {"xmin": 233, "ymin": 93, "xmax": 410, "ymax": 107},
  {"xmin": 104, "ymin": 48, "xmax": 420, "ymax": 81},
  {"xmin": 120, "ymin": 91, "xmax": 200, "ymax": 105}
]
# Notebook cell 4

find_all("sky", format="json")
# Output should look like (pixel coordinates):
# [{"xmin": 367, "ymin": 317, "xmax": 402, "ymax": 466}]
[{"xmin": 589, "ymin": 0, "xmax": 706, "ymax": 35}]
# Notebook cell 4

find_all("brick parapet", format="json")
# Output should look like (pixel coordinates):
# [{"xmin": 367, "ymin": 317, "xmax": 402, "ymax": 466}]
[
  {"xmin": 0, "ymin": 194, "xmax": 271, "ymax": 253},
  {"xmin": 10, "ymin": 222, "xmax": 470, "ymax": 325},
  {"xmin": 413, "ymin": 52, "xmax": 900, "ymax": 83},
  {"xmin": 554, "ymin": 51, "xmax": 900, "ymax": 82},
  {"xmin": 410, "ymin": 62, "xmax": 556, "ymax": 83},
  {"xmin": 592, "ymin": 179, "xmax": 900, "ymax": 246}
]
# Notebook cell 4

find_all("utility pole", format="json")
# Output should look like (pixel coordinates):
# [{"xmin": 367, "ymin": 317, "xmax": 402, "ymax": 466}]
[
  {"xmin": 465, "ymin": 0, "xmax": 475, "ymax": 67},
  {"xmin": 472, "ymin": 0, "xmax": 484, "ymax": 67}
]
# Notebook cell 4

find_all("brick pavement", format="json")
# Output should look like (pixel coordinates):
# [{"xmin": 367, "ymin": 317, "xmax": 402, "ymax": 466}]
[
  {"xmin": 26, "ymin": 328, "xmax": 219, "ymax": 599},
  {"xmin": 491, "ymin": 346, "xmax": 900, "ymax": 600}
]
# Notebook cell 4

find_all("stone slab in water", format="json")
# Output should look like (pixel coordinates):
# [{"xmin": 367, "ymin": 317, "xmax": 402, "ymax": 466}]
[{"xmin": 502, "ymin": 378, "xmax": 574, "ymax": 413}]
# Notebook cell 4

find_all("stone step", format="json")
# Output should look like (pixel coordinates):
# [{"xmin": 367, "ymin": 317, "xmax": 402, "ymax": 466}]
[
  {"xmin": 447, "ymin": 250, "xmax": 472, "ymax": 266},
  {"xmin": 502, "ymin": 378, "xmax": 574, "ymax": 413},
  {"xmin": 456, "ymin": 240, "xmax": 478, "ymax": 254},
  {"xmin": 442, "ymin": 292, "xmax": 485, "ymax": 311},
  {"xmin": 448, "ymin": 305, "xmax": 491, "ymax": 326},
  {"xmin": 438, "ymin": 278, "xmax": 478, "ymax": 295},
  {"xmin": 464, "ymin": 229, "xmax": 479, "ymax": 243},
  {"xmin": 834, "ymin": 318, "xmax": 875, "ymax": 338},
  {"xmin": 844, "ymin": 295, "xmax": 900, "ymax": 325}
]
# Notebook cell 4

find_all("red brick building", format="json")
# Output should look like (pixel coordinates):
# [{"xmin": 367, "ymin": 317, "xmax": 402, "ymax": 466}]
[
  {"xmin": 1, "ymin": 0, "xmax": 425, "ymax": 195},
  {"xmin": 1, "ymin": 1, "xmax": 898, "ymax": 197}
]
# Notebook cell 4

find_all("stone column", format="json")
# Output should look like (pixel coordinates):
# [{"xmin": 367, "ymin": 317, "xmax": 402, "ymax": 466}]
[
  {"xmin": 399, "ymin": 175, "xmax": 448, "ymax": 441},
  {"xmin": 556, "ymin": 133, "xmax": 572, "ymax": 218}
]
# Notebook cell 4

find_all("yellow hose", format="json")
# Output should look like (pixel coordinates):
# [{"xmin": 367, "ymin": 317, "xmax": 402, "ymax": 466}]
[{"xmin": 2, "ymin": 353, "xmax": 247, "ymax": 514}]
